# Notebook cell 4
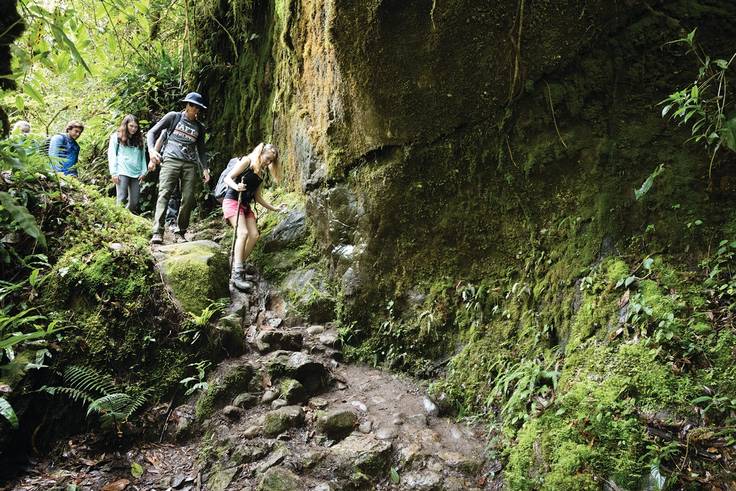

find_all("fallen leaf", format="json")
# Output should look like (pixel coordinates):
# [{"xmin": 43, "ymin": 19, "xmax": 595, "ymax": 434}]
[
  {"xmin": 101, "ymin": 479, "xmax": 130, "ymax": 491},
  {"xmin": 79, "ymin": 458, "xmax": 98, "ymax": 466}
]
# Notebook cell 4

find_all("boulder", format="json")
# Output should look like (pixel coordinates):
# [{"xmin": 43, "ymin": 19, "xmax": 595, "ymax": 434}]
[
  {"xmin": 281, "ymin": 268, "xmax": 335, "ymax": 323},
  {"xmin": 232, "ymin": 392, "xmax": 258, "ymax": 409},
  {"xmin": 262, "ymin": 406, "xmax": 305, "ymax": 436},
  {"xmin": 195, "ymin": 364, "xmax": 256, "ymax": 420},
  {"xmin": 211, "ymin": 313, "xmax": 246, "ymax": 356},
  {"xmin": 317, "ymin": 409, "xmax": 357, "ymax": 440},
  {"xmin": 280, "ymin": 378, "xmax": 307, "ymax": 404},
  {"xmin": 325, "ymin": 434, "xmax": 392, "ymax": 479},
  {"xmin": 254, "ymin": 330, "xmax": 303, "ymax": 353},
  {"xmin": 257, "ymin": 466, "xmax": 303, "ymax": 491},
  {"xmin": 205, "ymin": 464, "xmax": 238, "ymax": 491},
  {"xmin": 267, "ymin": 351, "xmax": 331, "ymax": 394},
  {"xmin": 154, "ymin": 240, "xmax": 229, "ymax": 315},
  {"xmin": 400, "ymin": 470, "xmax": 443, "ymax": 490},
  {"xmin": 262, "ymin": 210, "xmax": 308, "ymax": 252}
]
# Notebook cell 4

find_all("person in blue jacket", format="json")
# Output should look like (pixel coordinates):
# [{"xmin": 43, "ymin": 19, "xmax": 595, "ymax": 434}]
[
  {"xmin": 49, "ymin": 120, "xmax": 84, "ymax": 176},
  {"xmin": 108, "ymin": 114, "xmax": 147, "ymax": 212}
]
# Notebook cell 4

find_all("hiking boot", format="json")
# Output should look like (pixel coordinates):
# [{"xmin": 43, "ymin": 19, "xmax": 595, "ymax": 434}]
[
  {"xmin": 174, "ymin": 232, "xmax": 188, "ymax": 243},
  {"xmin": 150, "ymin": 233, "xmax": 163, "ymax": 245},
  {"xmin": 231, "ymin": 276, "xmax": 254, "ymax": 292}
]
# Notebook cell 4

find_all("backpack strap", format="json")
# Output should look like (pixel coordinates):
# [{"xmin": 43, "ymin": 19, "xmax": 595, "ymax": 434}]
[{"xmin": 167, "ymin": 111, "xmax": 183, "ymax": 139}]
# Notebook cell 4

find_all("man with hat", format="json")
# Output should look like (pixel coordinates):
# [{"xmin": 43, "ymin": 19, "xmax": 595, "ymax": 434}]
[{"xmin": 147, "ymin": 92, "xmax": 211, "ymax": 244}]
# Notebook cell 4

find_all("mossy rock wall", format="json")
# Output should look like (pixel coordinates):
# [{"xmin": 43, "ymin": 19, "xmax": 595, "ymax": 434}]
[{"xmin": 193, "ymin": 0, "xmax": 736, "ymax": 486}]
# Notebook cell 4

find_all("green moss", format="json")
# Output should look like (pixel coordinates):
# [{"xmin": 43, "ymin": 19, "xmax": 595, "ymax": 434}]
[{"xmin": 195, "ymin": 364, "xmax": 255, "ymax": 420}]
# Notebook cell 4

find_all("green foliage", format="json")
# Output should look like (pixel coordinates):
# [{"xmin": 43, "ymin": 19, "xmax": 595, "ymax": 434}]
[
  {"xmin": 180, "ymin": 360, "xmax": 211, "ymax": 396},
  {"xmin": 660, "ymin": 29, "xmax": 736, "ymax": 174},
  {"xmin": 0, "ymin": 396, "xmax": 18, "ymax": 429},
  {"xmin": 634, "ymin": 164, "xmax": 665, "ymax": 201},
  {"xmin": 702, "ymin": 239, "xmax": 736, "ymax": 306},
  {"xmin": 41, "ymin": 365, "xmax": 151, "ymax": 430}
]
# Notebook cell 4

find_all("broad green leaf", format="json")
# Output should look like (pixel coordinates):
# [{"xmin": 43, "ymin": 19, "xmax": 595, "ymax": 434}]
[
  {"xmin": 0, "ymin": 192, "xmax": 46, "ymax": 248},
  {"xmin": 635, "ymin": 164, "xmax": 665, "ymax": 201},
  {"xmin": 686, "ymin": 28, "xmax": 697, "ymax": 46},
  {"xmin": 715, "ymin": 59, "xmax": 730, "ymax": 70},
  {"xmin": 131, "ymin": 462, "xmax": 144, "ymax": 478},
  {"xmin": 14, "ymin": 95, "xmax": 24, "ymax": 111},
  {"xmin": 22, "ymin": 83, "xmax": 44, "ymax": 105},
  {"xmin": 389, "ymin": 467, "xmax": 400, "ymax": 484},
  {"xmin": 0, "ymin": 397, "xmax": 18, "ymax": 429}
]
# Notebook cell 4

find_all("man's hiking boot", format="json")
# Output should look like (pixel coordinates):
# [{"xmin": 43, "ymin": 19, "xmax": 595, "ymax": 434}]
[
  {"xmin": 150, "ymin": 233, "xmax": 163, "ymax": 245},
  {"xmin": 174, "ymin": 233, "xmax": 188, "ymax": 243}
]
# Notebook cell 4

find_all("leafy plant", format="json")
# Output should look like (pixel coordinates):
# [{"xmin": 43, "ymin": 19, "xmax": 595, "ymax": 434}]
[
  {"xmin": 41, "ymin": 365, "xmax": 151, "ymax": 430},
  {"xmin": 179, "ymin": 360, "xmax": 211, "ymax": 396},
  {"xmin": 660, "ymin": 29, "xmax": 736, "ymax": 175},
  {"xmin": 0, "ymin": 396, "xmax": 19, "ymax": 429},
  {"xmin": 487, "ymin": 358, "xmax": 559, "ymax": 427},
  {"xmin": 634, "ymin": 164, "xmax": 665, "ymax": 201},
  {"xmin": 178, "ymin": 300, "xmax": 226, "ymax": 345}
]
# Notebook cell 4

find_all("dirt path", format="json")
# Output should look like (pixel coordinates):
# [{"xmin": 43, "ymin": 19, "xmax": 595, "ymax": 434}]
[{"xmin": 5, "ymin": 236, "xmax": 502, "ymax": 490}]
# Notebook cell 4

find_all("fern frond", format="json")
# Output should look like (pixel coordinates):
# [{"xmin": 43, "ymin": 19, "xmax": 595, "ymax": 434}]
[
  {"xmin": 63, "ymin": 365, "xmax": 117, "ymax": 396},
  {"xmin": 40, "ymin": 386, "xmax": 94, "ymax": 405},
  {"xmin": 87, "ymin": 393, "xmax": 134, "ymax": 418}
]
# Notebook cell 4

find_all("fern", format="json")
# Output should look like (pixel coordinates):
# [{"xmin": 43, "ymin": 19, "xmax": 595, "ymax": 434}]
[
  {"xmin": 41, "ymin": 365, "xmax": 151, "ymax": 430},
  {"xmin": 61, "ymin": 365, "xmax": 117, "ymax": 396}
]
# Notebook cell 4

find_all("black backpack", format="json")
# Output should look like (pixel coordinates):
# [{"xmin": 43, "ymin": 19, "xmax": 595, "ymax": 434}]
[{"xmin": 214, "ymin": 157, "xmax": 242, "ymax": 203}]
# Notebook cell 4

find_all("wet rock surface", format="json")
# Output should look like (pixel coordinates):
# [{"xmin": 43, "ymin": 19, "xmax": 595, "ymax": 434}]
[{"xmin": 7, "ymin": 299, "xmax": 499, "ymax": 490}]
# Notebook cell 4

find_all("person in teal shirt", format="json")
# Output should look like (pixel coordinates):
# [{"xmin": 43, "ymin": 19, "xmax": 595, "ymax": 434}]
[{"xmin": 109, "ymin": 114, "xmax": 147, "ymax": 212}]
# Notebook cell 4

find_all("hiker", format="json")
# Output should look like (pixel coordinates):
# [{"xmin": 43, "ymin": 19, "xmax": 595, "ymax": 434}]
[
  {"xmin": 49, "ymin": 120, "xmax": 84, "ymax": 176},
  {"xmin": 108, "ymin": 114, "xmax": 147, "ymax": 212},
  {"xmin": 146, "ymin": 92, "xmax": 210, "ymax": 244},
  {"xmin": 222, "ymin": 143, "xmax": 287, "ymax": 291},
  {"xmin": 147, "ymin": 131, "xmax": 180, "ymax": 230},
  {"xmin": 11, "ymin": 120, "xmax": 30, "ymax": 135}
]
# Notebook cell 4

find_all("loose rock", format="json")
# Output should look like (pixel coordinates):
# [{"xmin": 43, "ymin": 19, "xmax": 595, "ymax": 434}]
[
  {"xmin": 317, "ymin": 409, "xmax": 358, "ymax": 440},
  {"xmin": 262, "ymin": 406, "xmax": 305, "ymax": 436},
  {"xmin": 306, "ymin": 325, "xmax": 325, "ymax": 335},
  {"xmin": 257, "ymin": 466, "xmax": 302, "ymax": 491}
]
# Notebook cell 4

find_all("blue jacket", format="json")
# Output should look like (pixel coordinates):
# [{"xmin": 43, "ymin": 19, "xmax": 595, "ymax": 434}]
[{"xmin": 49, "ymin": 134, "xmax": 81, "ymax": 176}]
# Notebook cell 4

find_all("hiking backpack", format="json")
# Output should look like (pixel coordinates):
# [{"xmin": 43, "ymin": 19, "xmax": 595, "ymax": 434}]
[{"xmin": 214, "ymin": 157, "xmax": 242, "ymax": 203}]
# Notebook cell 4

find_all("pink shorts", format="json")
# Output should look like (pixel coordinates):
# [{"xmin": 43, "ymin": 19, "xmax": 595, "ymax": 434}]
[{"xmin": 222, "ymin": 198, "xmax": 255, "ymax": 221}]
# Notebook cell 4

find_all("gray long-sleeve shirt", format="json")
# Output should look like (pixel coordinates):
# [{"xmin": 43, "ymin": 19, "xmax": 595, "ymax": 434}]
[{"xmin": 146, "ymin": 111, "xmax": 208, "ymax": 169}]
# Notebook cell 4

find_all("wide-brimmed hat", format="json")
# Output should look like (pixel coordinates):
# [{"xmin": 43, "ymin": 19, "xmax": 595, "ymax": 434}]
[{"xmin": 181, "ymin": 92, "xmax": 207, "ymax": 109}]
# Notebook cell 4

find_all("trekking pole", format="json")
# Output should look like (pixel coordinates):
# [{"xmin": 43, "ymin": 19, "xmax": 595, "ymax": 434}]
[{"xmin": 229, "ymin": 176, "xmax": 245, "ymax": 269}]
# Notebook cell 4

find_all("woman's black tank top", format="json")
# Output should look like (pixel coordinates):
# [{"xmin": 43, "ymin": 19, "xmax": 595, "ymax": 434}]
[{"xmin": 224, "ymin": 166, "xmax": 262, "ymax": 203}]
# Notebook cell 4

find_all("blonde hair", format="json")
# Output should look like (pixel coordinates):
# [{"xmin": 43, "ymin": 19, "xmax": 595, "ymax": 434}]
[
  {"xmin": 252, "ymin": 143, "xmax": 281, "ymax": 183},
  {"xmin": 263, "ymin": 143, "xmax": 281, "ymax": 183}
]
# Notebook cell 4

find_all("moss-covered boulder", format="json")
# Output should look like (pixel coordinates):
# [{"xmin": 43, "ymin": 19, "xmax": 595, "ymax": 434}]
[
  {"xmin": 261, "ymin": 405, "xmax": 305, "ymax": 436},
  {"xmin": 281, "ymin": 268, "xmax": 335, "ymax": 324},
  {"xmin": 317, "ymin": 408, "xmax": 357, "ymax": 440},
  {"xmin": 195, "ymin": 363, "xmax": 256, "ymax": 421},
  {"xmin": 154, "ymin": 240, "xmax": 229, "ymax": 315},
  {"xmin": 257, "ymin": 466, "xmax": 303, "ymax": 491}
]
